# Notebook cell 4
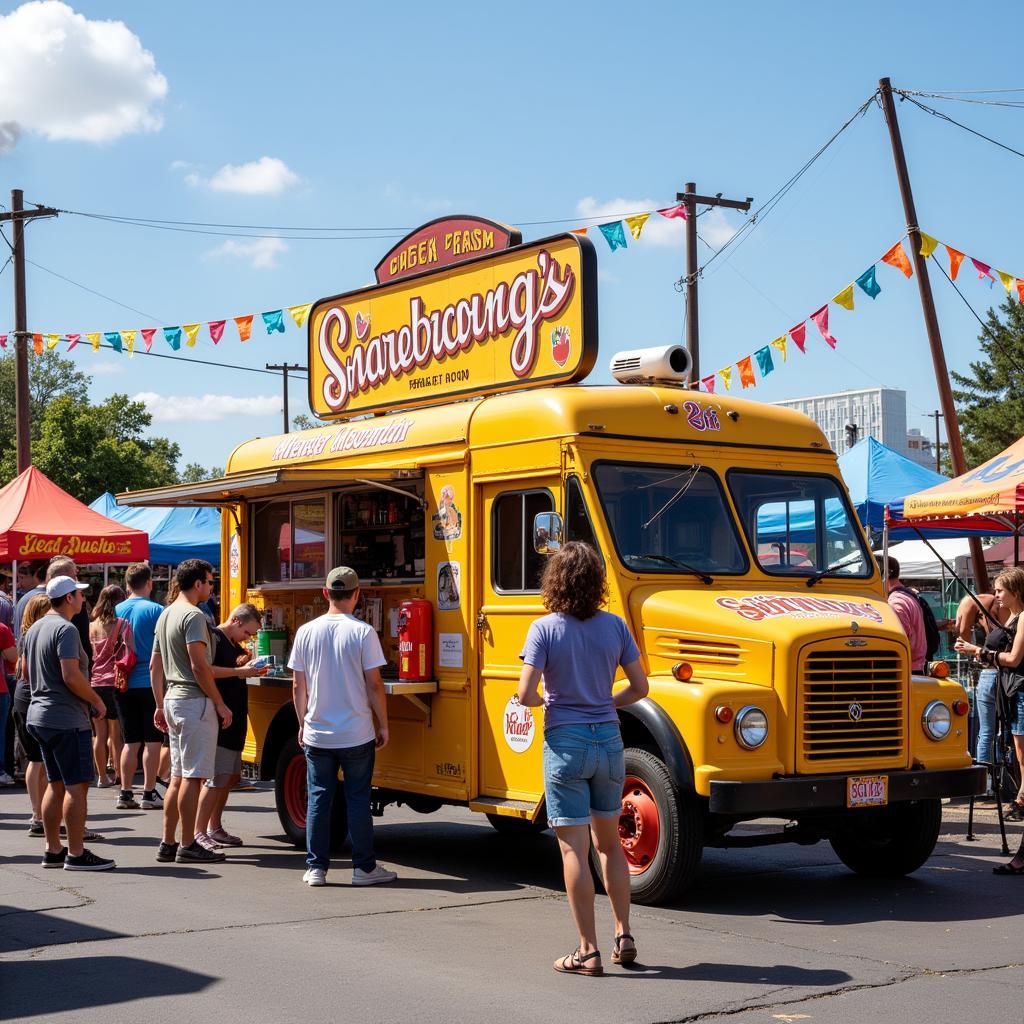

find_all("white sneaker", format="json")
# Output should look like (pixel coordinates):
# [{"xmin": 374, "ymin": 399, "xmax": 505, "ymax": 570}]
[
  {"xmin": 352, "ymin": 864, "xmax": 397, "ymax": 886},
  {"xmin": 0, "ymin": 771, "xmax": 15, "ymax": 787},
  {"xmin": 303, "ymin": 867, "xmax": 327, "ymax": 887}
]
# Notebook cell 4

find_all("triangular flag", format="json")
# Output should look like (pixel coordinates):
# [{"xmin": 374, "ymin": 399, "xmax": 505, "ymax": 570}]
[
  {"xmin": 718, "ymin": 366, "xmax": 733, "ymax": 391},
  {"xmin": 658, "ymin": 204, "xmax": 688, "ymax": 220},
  {"xmin": 625, "ymin": 213, "xmax": 650, "ymax": 240},
  {"xmin": 288, "ymin": 304, "xmax": 312, "ymax": 329},
  {"xmin": 832, "ymin": 284, "xmax": 855, "ymax": 311},
  {"xmin": 66, "ymin": 333, "xmax": 80, "ymax": 352},
  {"xmin": 209, "ymin": 320, "xmax": 226, "ymax": 344},
  {"xmin": 737, "ymin": 356, "xmax": 756, "ymax": 389},
  {"xmin": 754, "ymin": 346, "xmax": 774, "ymax": 378},
  {"xmin": 855, "ymin": 265, "xmax": 881, "ymax": 299},
  {"xmin": 1018, "ymin": 280, "xmax": 1024, "ymax": 304},
  {"xmin": 122, "ymin": 330, "xmax": 136, "ymax": 357},
  {"xmin": 46, "ymin": 333, "xmax": 60, "ymax": 350},
  {"xmin": 235, "ymin": 315, "xmax": 253, "ymax": 342},
  {"xmin": 881, "ymin": 241, "xmax": 913, "ymax": 278},
  {"xmin": 183, "ymin": 323, "xmax": 201, "ymax": 348},
  {"xmin": 789, "ymin": 322, "xmax": 807, "ymax": 353},
  {"xmin": 570, "ymin": 227, "xmax": 588, "ymax": 236},
  {"xmin": 597, "ymin": 221, "xmax": 627, "ymax": 252},
  {"xmin": 998, "ymin": 270, "xmax": 1015, "ymax": 295},
  {"xmin": 262, "ymin": 309, "xmax": 285, "ymax": 334},
  {"xmin": 771, "ymin": 335, "xmax": 788, "ymax": 362},
  {"xmin": 971, "ymin": 258, "xmax": 994, "ymax": 283},
  {"xmin": 945, "ymin": 245, "xmax": 964, "ymax": 281},
  {"xmin": 919, "ymin": 232, "xmax": 939, "ymax": 258},
  {"xmin": 32, "ymin": 334, "xmax": 43, "ymax": 355},
  {"xmin": 141, "ymin": 328, "xmax": 156, "ymax": 352},
  {"xmin": 810, "ymin": 304, "xmax": 838, "ymax": 349},
  {"xmin": 87, "ymin": 333, "xmax": 101, "ymax": 352},
  {"xmin": 164, "ymin": 327, "xmax": 182, "ymax": 351},
  {"xmin": 701, "ymin": 374, "xmax": 716, "ymax": 393},
  {"xmin": 105, "ymin": 331, "xmax": 122, "ymax": 353},
  {"xmin": 0, "ymin": 334, "xmax": 8, "ymax": 349}
]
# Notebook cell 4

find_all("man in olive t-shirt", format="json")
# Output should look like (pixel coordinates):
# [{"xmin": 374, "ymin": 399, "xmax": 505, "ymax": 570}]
[{"xmin": 150, "ymin": 559, "xmax": 232, "ymax": 865}]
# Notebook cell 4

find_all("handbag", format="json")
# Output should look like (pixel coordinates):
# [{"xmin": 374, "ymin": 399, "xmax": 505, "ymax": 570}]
[{"xmin": 113, "ymin": 619, "xmax": 137, "ymax": 691}]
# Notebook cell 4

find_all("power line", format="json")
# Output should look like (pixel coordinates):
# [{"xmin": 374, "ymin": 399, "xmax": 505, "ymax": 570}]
[
  {"xmin": 898, "ymin": 94, "xmax": 1024, "ymax": 161},
  {"xmin": 27, "ymin": 258, "xmax": 164, "ymax": 322},
  {"xmin": 897, "ymin": 88, "xmax": 1024, "ymax": 108},
  {"xmin": 82, "ymin": 341, "xmax": 309, "ymax": 379}
]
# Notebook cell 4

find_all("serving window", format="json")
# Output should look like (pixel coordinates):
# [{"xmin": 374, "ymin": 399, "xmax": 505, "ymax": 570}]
[
  {"xmin": 335, "ymin": 482, "xmax": 426, "ymax": 583},
  {"xmin": 251, "ymin": 494, "xmax": 328, "ymax": 584}
]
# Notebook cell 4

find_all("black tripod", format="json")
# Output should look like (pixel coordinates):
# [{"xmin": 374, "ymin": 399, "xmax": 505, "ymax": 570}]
[{"xmin": 966, "ymin": 670, "xmax": 1020, "ymax": 855}]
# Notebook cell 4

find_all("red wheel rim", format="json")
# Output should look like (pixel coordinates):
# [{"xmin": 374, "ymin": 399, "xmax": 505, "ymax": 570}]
[
  {"xmin": 283, "ymin": 753, "xmax": 307, "ymax": 830},
  {"xmin": 619, "ymin": 775, "xmax": 660, "ymax": 875}
]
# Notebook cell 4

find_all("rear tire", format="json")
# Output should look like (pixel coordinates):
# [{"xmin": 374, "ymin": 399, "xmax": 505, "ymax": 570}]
[
  {"xmin": 829, "ymin": 798, "xmax": 942, "ymax": 877},
  {"xmin": 596, "ymin": 747, "xmax": 703, "ymax": 905},
  {"xmin": 273, "ymin": 737, "xmax": 349, "ymax": 852}
]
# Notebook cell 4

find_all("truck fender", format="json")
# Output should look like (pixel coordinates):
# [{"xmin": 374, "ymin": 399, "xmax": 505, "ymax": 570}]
[{"xmin": 618, "ymin": 698, "xmax": 695, "ymax": 792}]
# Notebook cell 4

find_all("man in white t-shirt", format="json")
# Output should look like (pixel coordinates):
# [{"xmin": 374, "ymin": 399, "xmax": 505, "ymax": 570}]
[{"xmin": 288, "ymin": 566, "xmax": 397, "ymax": 888}]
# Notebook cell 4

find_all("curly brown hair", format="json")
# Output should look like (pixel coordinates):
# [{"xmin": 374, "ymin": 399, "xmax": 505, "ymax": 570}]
[{"xmin": 540, "ymin": 542, "xmax": 608, "ymax": 620}]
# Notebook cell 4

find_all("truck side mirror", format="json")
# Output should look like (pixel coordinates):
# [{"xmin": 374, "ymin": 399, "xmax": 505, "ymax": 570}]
[{"xmin": 533, "ymin": 512, "xmax": 564, "ymax": 554}]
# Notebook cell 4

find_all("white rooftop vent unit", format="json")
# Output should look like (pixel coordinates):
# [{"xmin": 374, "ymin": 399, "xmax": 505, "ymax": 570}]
[{"xmin": 609, "ymin": 345, "xmax": 691, "ymax": 385}]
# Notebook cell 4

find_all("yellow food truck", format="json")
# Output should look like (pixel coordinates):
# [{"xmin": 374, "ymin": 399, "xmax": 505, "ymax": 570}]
[{"xmin": 121, "ymin": 216, "xmax": 984, "ymax": 904}]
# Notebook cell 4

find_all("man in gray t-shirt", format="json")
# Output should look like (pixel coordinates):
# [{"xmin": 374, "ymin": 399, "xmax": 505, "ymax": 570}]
[{"xmin": 24, "ymin": 576, "xmax": 115, "ymax": 871}]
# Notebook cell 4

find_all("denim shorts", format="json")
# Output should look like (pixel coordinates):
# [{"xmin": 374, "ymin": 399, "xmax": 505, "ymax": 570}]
[
  {"xmin": 1010, "ymin": 687, "xmax": 1024, "ymax": 737},
  {"xmin": 27, "ymin": 725, "xmax": 95, "ymax": 786},
  {"xmin": 542, "ymin": 722, "xmax": 624, "ymax": 828}
]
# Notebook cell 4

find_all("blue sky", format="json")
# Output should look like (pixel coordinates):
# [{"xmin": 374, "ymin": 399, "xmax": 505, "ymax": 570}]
[{"xmin": 1, "ymin": 0, "xmax": 1021, "ymax": 471}]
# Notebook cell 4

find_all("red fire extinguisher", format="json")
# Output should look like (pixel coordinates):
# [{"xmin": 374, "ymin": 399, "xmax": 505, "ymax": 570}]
[{"xmin": 398, "ymin": 599, "xmax": 433, "ymax": 681}]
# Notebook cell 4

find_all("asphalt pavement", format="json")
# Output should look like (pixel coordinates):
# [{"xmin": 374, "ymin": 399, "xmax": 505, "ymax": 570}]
[{"xmin": 1, "ymin": 784, "xmax": 1021, "ymax": 1024}]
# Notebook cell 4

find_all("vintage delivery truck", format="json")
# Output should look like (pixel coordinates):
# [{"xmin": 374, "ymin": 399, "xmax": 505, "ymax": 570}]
[{"xmin": 120, "ymin": 216, "xmax": 985, "ymax": 903}]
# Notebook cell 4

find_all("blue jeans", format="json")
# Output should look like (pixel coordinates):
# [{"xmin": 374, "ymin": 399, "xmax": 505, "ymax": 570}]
[
  {"xmin": 304, "ymin": 739, "xmax": 376, "ymax": 872},
  {"xmin": 976, "ymin": 669, "xmax": 999, "ymax": 769}
]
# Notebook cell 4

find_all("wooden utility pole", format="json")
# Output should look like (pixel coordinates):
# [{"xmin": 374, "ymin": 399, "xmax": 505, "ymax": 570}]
[
  {"xmin": 878, "ymin": 78, "xmax": 989, "ymax": 591},
  {"xmin": 0, "ymin": 190, "xmax": 58, "ymax": 472},
  {"xmin": 266, "ymin": 362, "xmax": 306, "ymax": 434},
  {"xmin": 676, "ymin": 183, "xmax": 752, "ymax": 384}
]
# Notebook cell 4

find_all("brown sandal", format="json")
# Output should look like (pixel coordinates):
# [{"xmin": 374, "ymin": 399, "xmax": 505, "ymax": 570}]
[
  {"xmin": 613, "ymin": 933, "xmax": 637, "ymax": 965},
  {"xmin": 553, "ymin": 948, "xmax": 603, "ymax": 976}
]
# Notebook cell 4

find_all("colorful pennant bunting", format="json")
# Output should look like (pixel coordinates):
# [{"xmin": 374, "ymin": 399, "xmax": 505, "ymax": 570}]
[
  {"xmin": 754, "ymin": 346, "xmax": 774, "ymax": 378},
  {"xmin": 810, "ymin": 305, "xmax": 837, "ymax": 349},
  {"xmin": 625, "ymin": 214, "xmax": 650, "ymax": 241},
  {"xmin": 122, "ymin": 330, "xmax": 136, "ymax": 357},
  {"xmin": 856, "ymin": 265, "xmax": 881, "ymax": 299},
  {"xmin": 32, "ymin": 334, "xmax": 43, "ymax": 355},
  {"xmin": 209, "ymin": 320, "xmax": 226, "ymax": 344},
  {"xmin": 288, "ymin": 304, "xmax": 312, "ymax": 329},
  {"xmin": 998, "ymin": 270, "xmax": 1015, "ymax": 295},
  {"xmin": 0, "ymin": 334, "xmax": 7, "ymax": 349},
  {"xmin": 235, "ymin": 315, "xmax": 253, "ymax": 342},
  {"xmin": 658, "ymin": 204, "xmax": 688, "ymax": 220},
  {"xmin": 701, "ymin": 374, "xmax": 716, "ymax": 393},
  {"xmin": 946, "ymin": 245, "xmax": 964, "ymax": 281},
  {"xmin": 971, "ymin": 258, "xmax": 994, "ymax": 284},
  {"xmin": 87, "ymin": 333, "xmax": 101, "ymax": 352},
  {"xmin": 262, "ymin": 309, "xmax": 285, "ymax": 334},
  {"xmin": 164, "ymin": 327, "xmax": 182, "ymax": 351},
  {"xmin": 184, "ymin": 323, "xmax": 201, "ymax": 348},
  {"xmin": 737, "ymin": 356, "xmax": 756, "ymax": 389},
  {"xmin": 771, "ymin": 335, "xmax": 787, "ymax": 362},
  {"xmin": 570, "ymin": 227, "xmax": 588, "ymax": 236},
  {"xmin": 919, "ymin": 233, "xmax": 939, "ymax": 258},
  {"xmin": 46, "ymin": 334, "xmax": 60, "ymax": 350},
  {"xmin": 881, "ymin": 241, "xmax": 913, "ymax": 279},
  {"xmin": 105, "ymin": 331, "xmax": 122, "ymax": 354},
  {"xmin": 719, "ymin": 366, "xmax": 733, "ymax": 391},
  {"xmin": 141, "ymin": 328, "xmax": 156, "ymax": 352},
  {"xmin": 832, "ymin": 284, "xmax": 855, "ymax": 311},
  {"xmin": 66, "ymin": 334, "xmax": 80, "ymax": 352},
  {"xmin": 598, "ymin": 221, "xmax": 628, "ymax": 252},
  {"xmin": 790, "ymin": 322, "xmax": 807, "ymax": 353}
]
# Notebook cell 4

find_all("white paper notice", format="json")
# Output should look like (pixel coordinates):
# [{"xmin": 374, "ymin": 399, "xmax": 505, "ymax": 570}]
[{"xmin": 438, "ymin": 632, "xmax": 463, "ymax": 668}]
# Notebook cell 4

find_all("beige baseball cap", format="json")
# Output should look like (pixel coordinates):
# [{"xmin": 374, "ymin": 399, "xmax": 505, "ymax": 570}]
[{"xmin": 325, "ymin": 566, "xmax": 359, "ymax": 593}]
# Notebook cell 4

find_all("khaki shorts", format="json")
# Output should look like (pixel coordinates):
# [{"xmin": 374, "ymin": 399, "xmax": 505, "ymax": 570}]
[
  {"xmin": 205, "ymin": 746, "xmax": 243, "ymax": 788},
  {"xmin": 164, "ymin": 697, "xmax": 218, "ymax": 780}
]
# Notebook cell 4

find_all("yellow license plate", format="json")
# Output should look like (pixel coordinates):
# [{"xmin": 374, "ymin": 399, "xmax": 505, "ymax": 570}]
[{"xmin": 847, "ymin": 775, "xmax": 888, "ymax": 808}]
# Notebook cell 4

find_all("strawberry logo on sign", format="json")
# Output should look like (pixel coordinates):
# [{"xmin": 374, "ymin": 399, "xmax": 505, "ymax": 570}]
[
  {"xmin": 355, "ymin": 311, "xmax": 371, "ymax": 340},
  {"xmin": 551, "ymin": 325, "xmax": 571, "ymax": 367}
]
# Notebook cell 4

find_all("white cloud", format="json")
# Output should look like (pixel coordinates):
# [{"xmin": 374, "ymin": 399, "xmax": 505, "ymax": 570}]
[
  {"xmin": 87, "ymin": 362, "xmax": 127, "ymax": 376},
  {"xmin": 133, "ymin": 393, "xmax": 281, "ymax": 423},
  {"xmin": 206, "ymin": 156, "xmax": 299, "ymax": 196},
  {"xmin": 576, "ymin": 196, "xmax": 741, "ymax": 250},
  {"xmin": 204, "ymin": 237, "xmax": 288, "ymax": 270},
  {"xmin": 0, "ymin": 1, "xmax": 167, "ymax": 150}
]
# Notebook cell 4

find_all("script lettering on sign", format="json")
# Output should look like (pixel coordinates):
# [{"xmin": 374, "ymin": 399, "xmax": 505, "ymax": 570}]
[
  {"xmin": 308, "ymin": 233, "xmax": 597, "ymax": 419},
  {"xmin": 716, "ymin": 594, "xmax": 885, "ymax": 624}
]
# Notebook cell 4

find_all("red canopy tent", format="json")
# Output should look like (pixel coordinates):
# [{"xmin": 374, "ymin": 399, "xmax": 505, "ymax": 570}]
[{"xmin": 0, "ymin": 467, "xmax": 149, "ymax": 576}]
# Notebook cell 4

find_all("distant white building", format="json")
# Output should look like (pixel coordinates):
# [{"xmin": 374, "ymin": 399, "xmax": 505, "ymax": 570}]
[
  {"xmin": 774, "ymin": 387, "xmax": 908, "ymax": 454},
  {"xmin": 905, "ymin": 427, "xmax": 937, "ymax": 469}
]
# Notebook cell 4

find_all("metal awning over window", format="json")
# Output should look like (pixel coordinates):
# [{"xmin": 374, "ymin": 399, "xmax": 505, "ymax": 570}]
[{"xmin": 117, "ymin": 468, "xmax": 424, "ymax": 508}]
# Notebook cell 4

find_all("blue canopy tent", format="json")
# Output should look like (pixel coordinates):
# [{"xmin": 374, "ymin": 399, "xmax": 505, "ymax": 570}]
[{"xmin": 89, "ymin": 493, "xmax": 221, "ymax": 567}]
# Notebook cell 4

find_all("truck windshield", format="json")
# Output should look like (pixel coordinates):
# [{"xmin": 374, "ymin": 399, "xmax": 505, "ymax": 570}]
[
  {"xmin": 727, "ymin": 470, "xmax": 872, "ymax": 579},
  {"xmin": 591, "ymin": 462, "xmax": 748, "ymax": 576}
]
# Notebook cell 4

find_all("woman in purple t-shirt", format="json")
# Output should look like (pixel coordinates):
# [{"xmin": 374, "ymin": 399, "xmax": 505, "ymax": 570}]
[{"xmin": 518, "ymin": 542, "xmax": 649, "ymax": 976}]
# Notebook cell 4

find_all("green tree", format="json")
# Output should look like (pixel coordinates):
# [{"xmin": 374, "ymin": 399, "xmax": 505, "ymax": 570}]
[
  {"xmin": 292, "ymin": 414, "xmax": 320, "ymax": 431},
  {"xmin": 180, "ymin": 463, "xmax": 225, "ymax": 483},
  {"xmin": 2, "ymin": 393, "xmax": 182, "ymax": 502},
  {"xmin": 0, "ymin": 349, "xmax": 90, "ymax": 454},
  {"xmin": 950, "ymin": 296, "xmax": 1024, "ymax": 468}
]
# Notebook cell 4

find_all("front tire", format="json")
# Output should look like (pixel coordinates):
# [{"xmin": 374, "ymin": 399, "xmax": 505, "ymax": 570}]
[
  {"xmin": 596, "ymin": 747, "xmax": 703, "ymax": 905},
  {"xmin": 829, "ymin": 798, "xmax": 942, "ymax": 877}
]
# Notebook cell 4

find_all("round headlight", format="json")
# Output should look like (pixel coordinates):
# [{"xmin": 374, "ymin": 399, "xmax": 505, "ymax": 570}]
[
  {"xmin": 922, "ymin": 700, "xmax": 951, "ymax": 741},
  {"xmin": 734, "ymin": 705, "xmax": 768, "ymax": 749}
]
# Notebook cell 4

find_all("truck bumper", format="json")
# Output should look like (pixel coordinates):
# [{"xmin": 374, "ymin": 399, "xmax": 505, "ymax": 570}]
[{"xmin": 708, "ymin": 765, "xmax": 987, "ymax": 816}]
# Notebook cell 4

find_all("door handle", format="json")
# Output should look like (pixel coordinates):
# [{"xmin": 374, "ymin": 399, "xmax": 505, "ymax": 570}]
[{"xmin": 476, "ymin": 611, "xmax": 488, "ymax": 632}]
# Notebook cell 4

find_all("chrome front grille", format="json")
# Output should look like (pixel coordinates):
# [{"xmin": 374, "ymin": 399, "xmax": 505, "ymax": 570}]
[{"xmin": 799, "ymin": 648, "xmax": 905, "ymax": 766}]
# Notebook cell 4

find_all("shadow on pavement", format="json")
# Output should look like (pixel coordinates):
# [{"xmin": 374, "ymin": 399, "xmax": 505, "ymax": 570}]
[
  {"xmin": 0, "ymin": 954, "xmax": 215, "ymax": 1019},
  {"xmin": 609, "ymin": 961, "xmax": 852, "ymax": 985}
]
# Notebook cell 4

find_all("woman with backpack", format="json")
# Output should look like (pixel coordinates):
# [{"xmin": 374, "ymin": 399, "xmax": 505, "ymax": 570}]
[
  {"xmin": 955, "ymin": 567, "xmax": 1024, "ymax": 873},
  {"xmin": 88, "ymin": 585, "xmax": 132, "ymax": 792}
]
